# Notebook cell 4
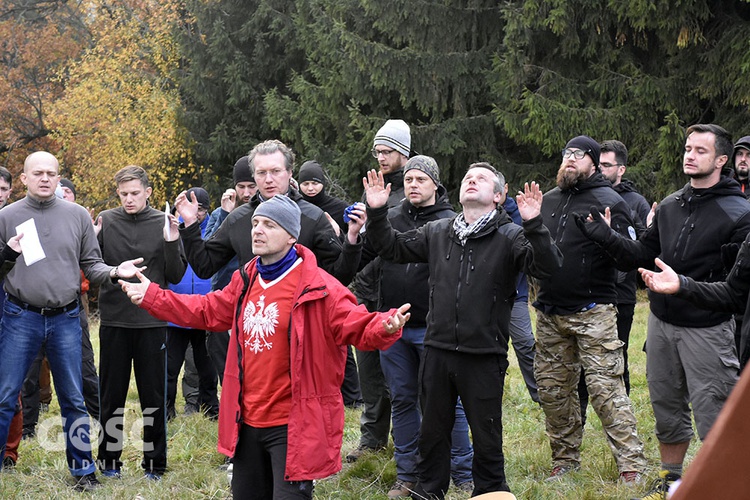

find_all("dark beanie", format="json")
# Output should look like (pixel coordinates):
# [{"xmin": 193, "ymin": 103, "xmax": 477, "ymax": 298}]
[
  {"xmin": 565, "ymin": 135, "xmax": 600, "ymax": 167},
  {"xmin": 186, "ymin": 187, "xmax": 210, "ymax": 210},
  {"xmin": 734, "ymin": 136, "xmax": 750, "ymax": 161},
  {"xmin": 60, "ymin": 178, "xmax": 76, "ymax": 198},
  {"xmin": 404, "ymin": 155, "xmax": 440, "ymax": 186},
  {"xmin": 298, "ymin": 160, "xmax": 326, "ymax": 186},
  {"xmin": 233, "ymin": 156, "xmax": 254, "ymax": 185}
]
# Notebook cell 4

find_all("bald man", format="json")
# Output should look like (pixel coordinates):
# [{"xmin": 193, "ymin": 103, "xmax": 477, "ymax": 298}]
[{"xmin": 0, "ymin": 151, "xmax": 144, "ymax": 491}]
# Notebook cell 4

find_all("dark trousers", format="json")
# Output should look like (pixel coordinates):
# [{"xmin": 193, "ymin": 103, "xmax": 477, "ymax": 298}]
[
  {"xmin": 578, "ymin": 303, "xmax": 634, "ymax": 423},
  {"xmin": 414, "ymin": 347, "xmax": 510, "ymax": 499},
  {"xmin": 97, "ymin": 325, "xmax": 167, "ymax": 474},
  {"xmin": 206, "ymin": 330, "xmax": 230, "ymax": 385},
  {"xmin": 341, "ymin": 346, "xmax": 362, "ymax": 407},
  {"xmin": 355, "ymin": 348, "xmax": 390, "ymax": 449},
  {"xmin": 166, "ymin": 327, "xmax": 218, "ymax": 418},
  {"xmin": 232, "ymin": 424, "xmax": 313, "ymax": 499}
]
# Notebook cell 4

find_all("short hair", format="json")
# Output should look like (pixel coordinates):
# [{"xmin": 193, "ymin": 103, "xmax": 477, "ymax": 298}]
[
  {"xmin": 467, "ymin": 162, "xmax": 504, "ymax": 193},
  {"xmin": 248, "ymin": 140, "xmax": 295, "ymax": 173},
  {"xmin": 0, "ymin": 167, "xmax": 12, "ymax": 185},
  {"xmin": 600, "ymin": 140, "xmax": 628, "ymax": 166},
  {"xmin": 686, "ymin": 124, "xmax": 733, "ymax": 160},
  {"xmin": 114, "ymin": 165, "xmax": 149, "ymax": 187}
]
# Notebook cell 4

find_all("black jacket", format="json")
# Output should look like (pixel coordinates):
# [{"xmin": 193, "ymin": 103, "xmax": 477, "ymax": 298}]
[
  {"xmin": 364, "ymin": 188, "xmax": 455, "ymax": 326},
  {"xmin": 537, "ymin": 172, "xmax": 636, "ymax": 311},
  {"xmin": 365, "ymin": 204, "xmax": 562, "ymax": 355},
  {"xmin": 302, "ymin": 190, "xmax": 350, "ymax": 235},
  {"xmin": 179, "ymin": 188, "xmax": 361, "ymax": 285},
  {"xmin": 600, "ymin": 177, "xmax": 750, "ymax": 327},
  {"xmin": 613, "ymin": 180, "xmax": 651, "ymax": 305}
]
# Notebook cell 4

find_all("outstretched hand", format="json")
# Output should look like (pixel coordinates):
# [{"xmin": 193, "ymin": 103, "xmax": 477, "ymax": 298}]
[
  {"xmin": 639, "ymin": 258, "xmax": 680, "ymax": 295},
  {"xmin": 362, "ymin": 170, "xmax": 391, "ymax": 209},
  {"xmin": 383, "ymin": 303, "xmax": 411, "ymax": 335},
  {"xmin": 114, "ymin": 258, "xmax": 147, "ymax": 279},
  {"xmin": 119, "ymin": 270, "xmax": 152, "ymax": 306},
  {"xmin": 516, "ymin": 182, "xmax": 543, "ymax": 221}
]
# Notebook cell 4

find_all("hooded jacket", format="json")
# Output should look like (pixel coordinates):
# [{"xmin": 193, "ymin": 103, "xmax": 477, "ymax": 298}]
[
  {"xmin": 301, "ymin": 190, "xmax": 350, "ymax": 235},
  {"xmin": 537, "ymin": 171, "xmax": 636, "ymax": 311},
  {"xmin": 365, "ymin": 204, "xmax": 562, "ymax": 355},
  {"xmin": 138, "ymin": 245, "xmax": 400, "ymax": 480},
  {"xmin": 598, "ymin": 176, "xmax": 750, "ymax": 327}
]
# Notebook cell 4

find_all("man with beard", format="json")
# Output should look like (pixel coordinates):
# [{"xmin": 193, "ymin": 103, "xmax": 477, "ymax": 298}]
[
  {"xmin": 575, "ymin": 125, "xmax": 750, "ymax": 499},
  {"xmin": 733, "ymin": 136, "xmax": 750, "ymax": 196},
  {"xmin": 535, "ymin": 135, "xmax": 647, "ymax": 484}
]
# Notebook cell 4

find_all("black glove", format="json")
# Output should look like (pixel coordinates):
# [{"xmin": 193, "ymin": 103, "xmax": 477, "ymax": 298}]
[
  {"xmin": 573, "ymin": 206, "xmax": 614, "ymax": 245},
  {"xmin": 721, "ymin": 242, "xmax": 741, "ymax": 271}
]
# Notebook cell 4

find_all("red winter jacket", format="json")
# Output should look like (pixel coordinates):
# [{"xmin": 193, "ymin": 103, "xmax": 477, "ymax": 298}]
[{"xmin": 139, "ymin": 244, "xmax": 401, "ymax": 480}]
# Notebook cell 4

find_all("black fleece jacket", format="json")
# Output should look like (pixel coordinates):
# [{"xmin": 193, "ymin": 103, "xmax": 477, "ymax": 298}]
[
  {"xmin": 537, "ymin": 172, "xmax": 636, "ymax": 311},
  {"xmin": 598, "ymin": 176, "xmax": 750, "ymax": 327},
  {"xmin": 365, "ymin": 204, "xmax": 562, "ymax": 355}
]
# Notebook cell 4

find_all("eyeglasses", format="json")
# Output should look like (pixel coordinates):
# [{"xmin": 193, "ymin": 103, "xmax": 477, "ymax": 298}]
[
  {"xmin": 561, "ymin": 148, "xmax": 590, "ymax": 160},
  {"xmin": 371, "ymin": 148, "xmax": 396, "ymax": 159},
  {"xmin": 599, "ymin": 162, "xmax": 623, "ymax": 169},
  {"xmin": 254, "ymin": 168, "xmax": 287, "ymax": 179}
]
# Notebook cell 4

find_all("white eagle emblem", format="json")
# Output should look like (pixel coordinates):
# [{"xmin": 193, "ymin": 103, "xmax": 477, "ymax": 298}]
[{"xmin": 242, "ymin": 294, "xmax": 279, "ymax": 354}]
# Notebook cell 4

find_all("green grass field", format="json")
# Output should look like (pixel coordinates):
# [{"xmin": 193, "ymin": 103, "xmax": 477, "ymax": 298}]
[{"xmin": 0, "ymin": 297, "xmax": 701, "ymax": 498}]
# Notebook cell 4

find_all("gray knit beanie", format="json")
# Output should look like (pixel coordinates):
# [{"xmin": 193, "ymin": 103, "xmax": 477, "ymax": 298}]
[
  {"xmin": 253, "ymin": 195, "xmax": 301, "ymax": 239},
  {"xmin": 374, "ymin": 119, "xmax": 411, "ymax": 157},
  {"xmin": 404, "ymin": 155, "xmax": 440, "ymax": 186}
]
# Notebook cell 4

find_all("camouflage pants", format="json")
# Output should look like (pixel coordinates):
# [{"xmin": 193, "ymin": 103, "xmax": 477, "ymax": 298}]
[{"xmin": 534, "ymin": 304, "xmax": 646, "ymax": 472}]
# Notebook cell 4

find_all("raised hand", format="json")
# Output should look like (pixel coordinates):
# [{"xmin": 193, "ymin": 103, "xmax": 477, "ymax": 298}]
[
  {"xmin": 174, "ymin": 190, "xmax": 199, "ymax": 226},
  {"xmin": 119, "ymin": 270, "xmax": 151, "ymax": 305},
  {"xmin": 382, "ymin": 303, "xmax": 411, "ymax": 335},
  {"xmin": 221, "ymin": 189, "xmax": 237, "ymax": 212},
  {"xmin": 516, "ymin": 182, "xmax": 543, "ymax": 221},
  {"xmin": 164, "ymin": 213, "xmax": 180, "ymax": 242},
  {"xmin": 362, "ymin": 170, "xmax": 391, "ymax": 209},
  {"xmin": 639, "ymin": 258, "xmax": 680, "ymax": 295},
  {"xmin": 647, "ymin": 202, "xmax": 657, "ymax": 227},
  {"xmin": 345, "ymin": 203, "xmax": 366, "ymax": 244}
]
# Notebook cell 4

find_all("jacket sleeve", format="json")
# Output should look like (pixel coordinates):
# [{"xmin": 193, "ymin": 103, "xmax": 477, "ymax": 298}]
[
  {"xmin": 518, "ymin": 215, "xmax": 563, "ymax": 280},
  {"xmin": 324, "ymin": 276, "xmax": 401, "ymax": 351},
  {"xmin": 204, "ymin": 208, "xmax": 229, "ymax": 239},
  {"xmin": 675, "ymin": 235, "xmax": 750, "ymax": 314},
  {"xmin": 364, "ymin": 205, "xmax": 429, "ymax": 263},
  {"xmin": 140, "ymin": 271, "xmax": 242, "ymax": 331},
  {"xmin": 598, "ymin": 210, "xmax": 662, "ymax": 271},
  {"xmin": 307, "ymin": 210, "xmax": 361, "ymax": 285},
  {"xmin": 179, "ymin": 219, "xmax": 236, "ymax": 279},
  {"xmin": 164, "ymin": 239, "xmax": 188, "ymax": 284},
  {"xmin": 0, "ymin": 244, "xmax": 19, "ymax": 281}
]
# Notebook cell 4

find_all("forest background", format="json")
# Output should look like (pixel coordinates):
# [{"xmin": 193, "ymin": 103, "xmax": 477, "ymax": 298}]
[{"xmin": 2, "ymin": 0, "xmax": 750, "ymax": 209}]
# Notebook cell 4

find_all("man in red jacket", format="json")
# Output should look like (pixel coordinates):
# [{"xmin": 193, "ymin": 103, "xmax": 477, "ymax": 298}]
[{"xmin": 120, "ymin": 195, "xmax": 410, "ymax": 499}]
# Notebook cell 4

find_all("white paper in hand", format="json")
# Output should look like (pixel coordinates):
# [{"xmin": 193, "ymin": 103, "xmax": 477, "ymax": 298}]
[
  {"xmin": 165, "ymin": 201, "xmax": 171, "ymax": 240},
  {"xmin": 15, "ymin": 218, "xmax": 46, "ymax": 266}
]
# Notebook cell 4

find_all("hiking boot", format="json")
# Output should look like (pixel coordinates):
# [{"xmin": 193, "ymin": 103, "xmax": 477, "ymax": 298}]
[
  {"xmin": 631, "ymin": 470, "xmax": 681, "ymax": 500},
  {"xmin": 546, "ymin": 465, "xmax": 578, "ymax": 481},
  {"xmin": 387, "ymin": 480, "xmax": 415, "ymax": 498},
  {"xmin": 73, "ymin": 472, "xmax": 102, "ymax": 492},
  {"xmin": 345, "ymin": 445, "xmax": 377, "ymax": 463},
  {"xmin": 620, "ymin": 471, "xmax": 644, "ymax": 486}
]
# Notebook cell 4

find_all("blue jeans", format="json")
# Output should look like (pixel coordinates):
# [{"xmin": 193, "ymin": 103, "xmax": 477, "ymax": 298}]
[
  {"xmin": 380, "ymin": 326, "xmax": 473, "ymax": 484},
  {"xmin": 0, "ymin": 300, "xmax": 95, "ymax": 476}
]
